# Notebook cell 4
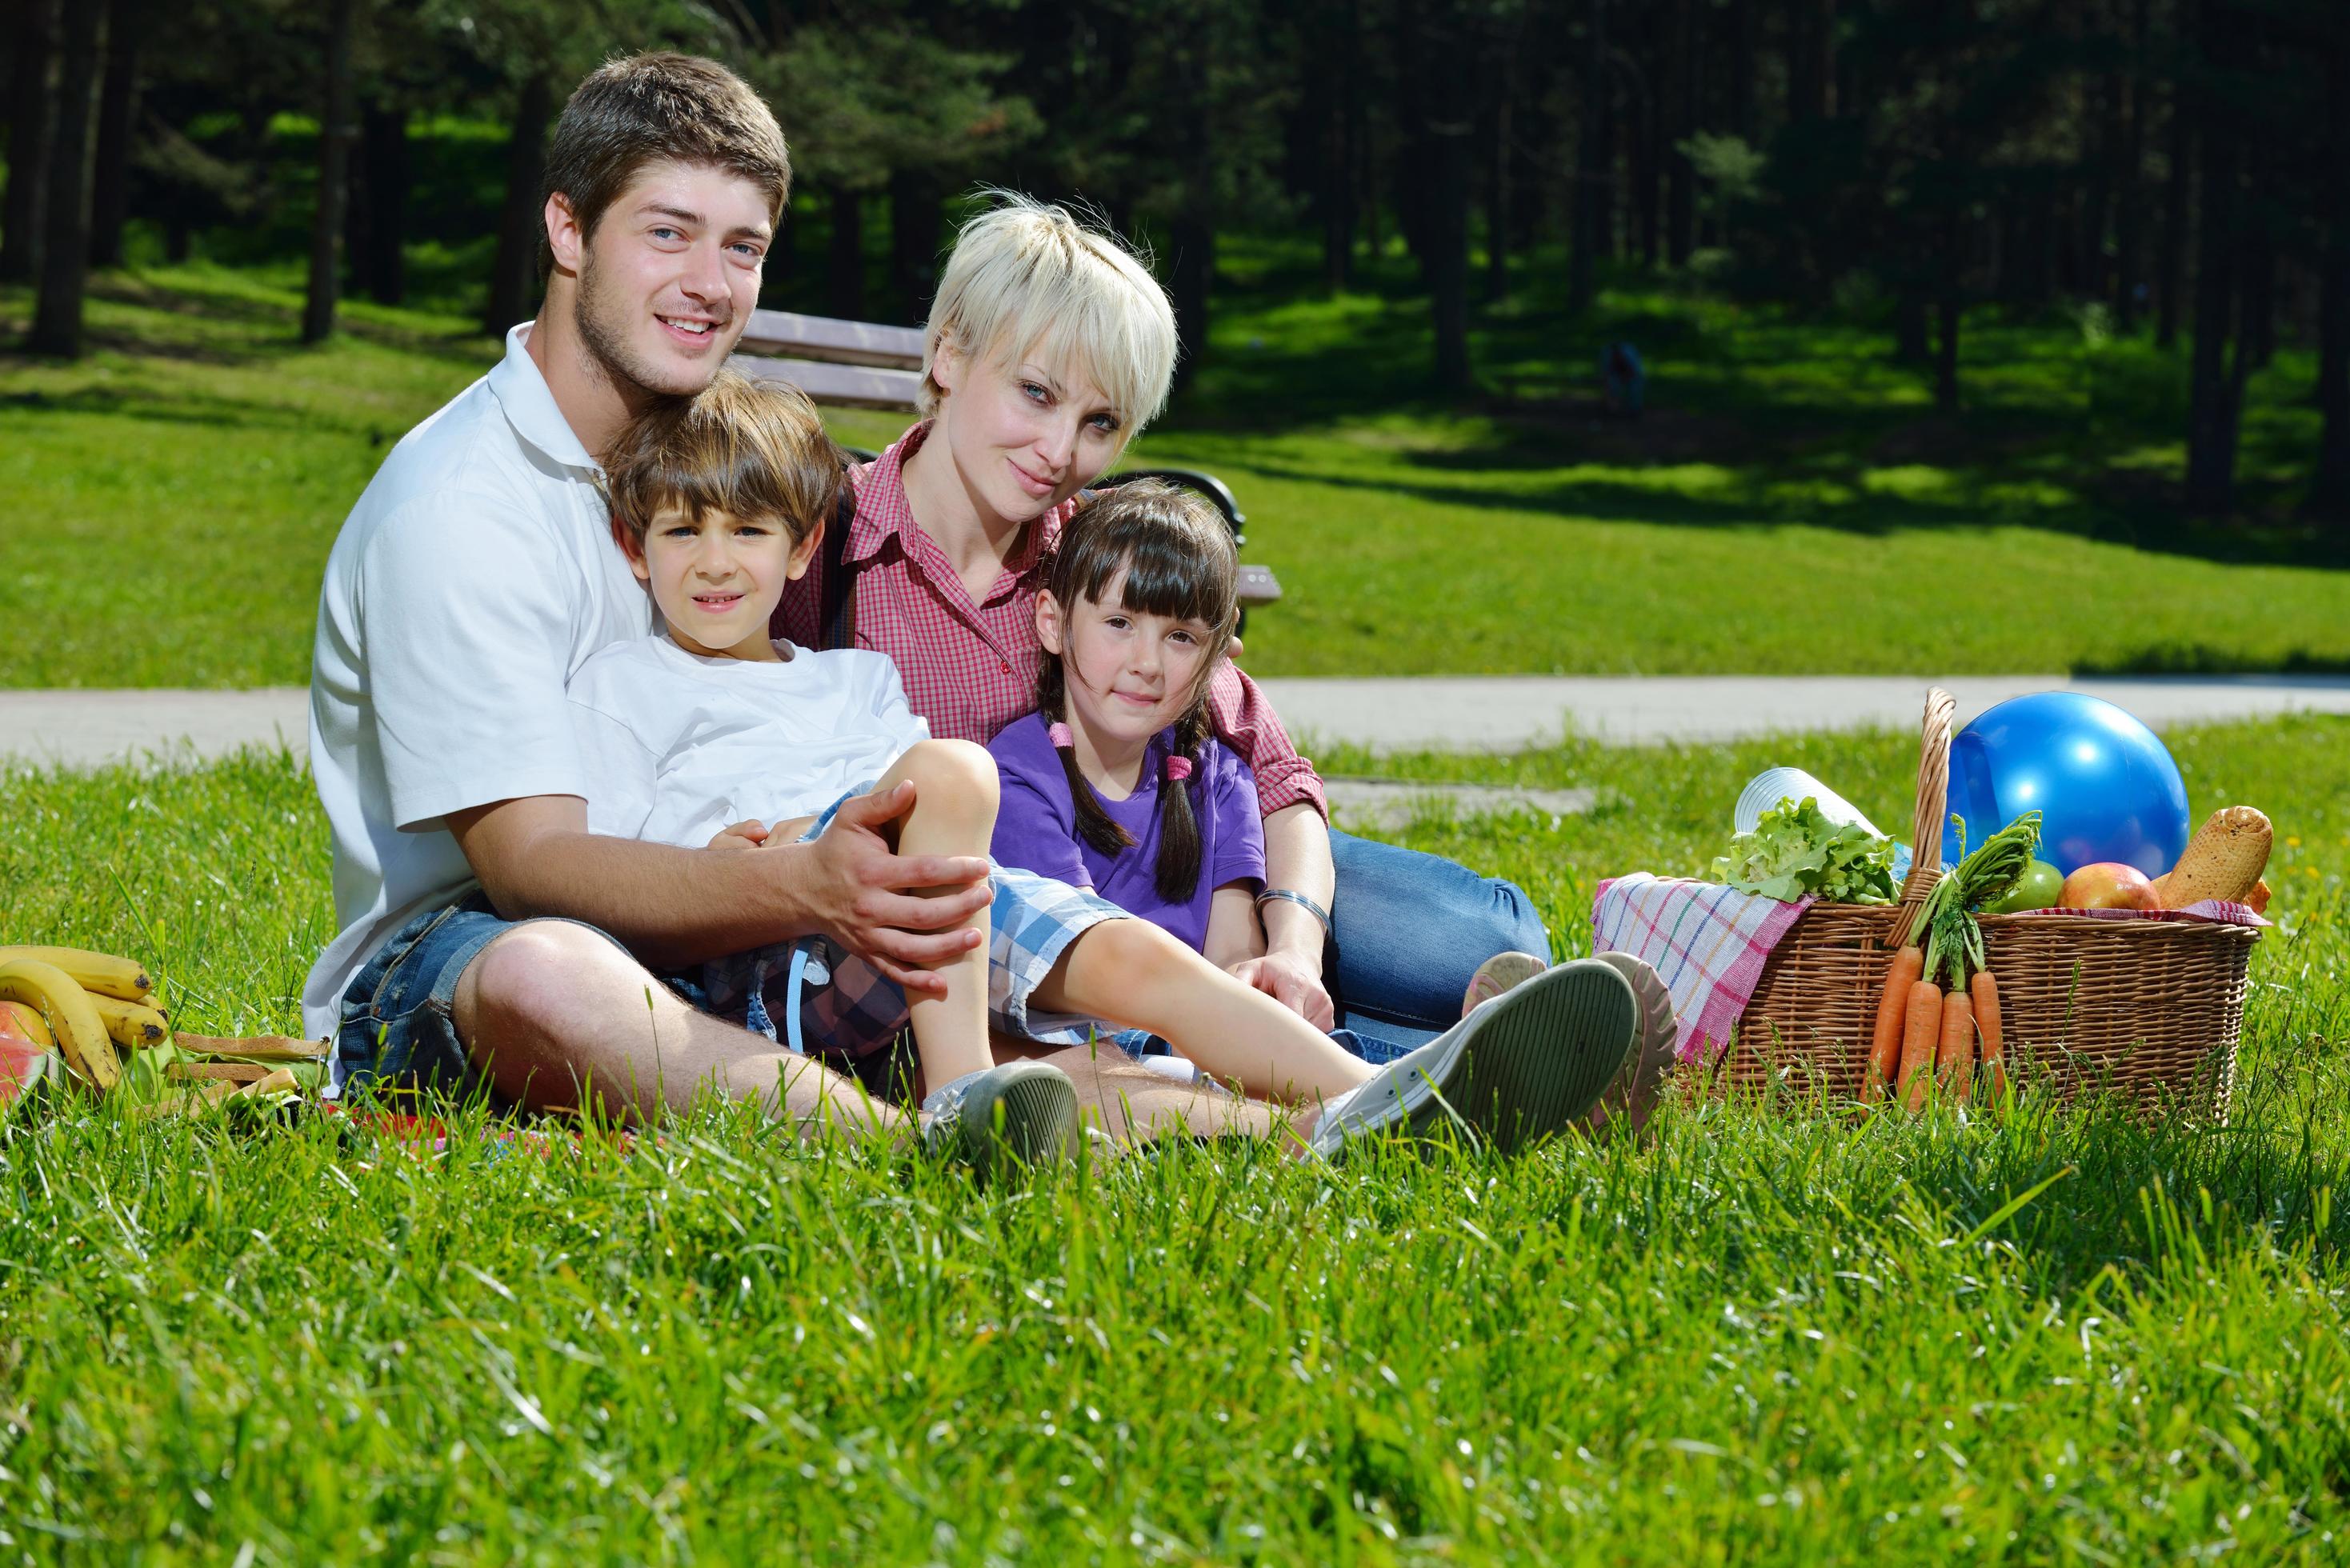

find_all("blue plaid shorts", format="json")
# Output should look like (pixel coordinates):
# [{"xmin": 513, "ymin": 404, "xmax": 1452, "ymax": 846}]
[{"xmin": 695, "ymin": 786, "xmax": 1152, "ymax": 1070}]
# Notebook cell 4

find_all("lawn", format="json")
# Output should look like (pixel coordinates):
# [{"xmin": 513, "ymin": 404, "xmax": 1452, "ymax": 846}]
[
  {"xmin": 6, "ymin": 261, "xmax": 2349, "ymax": 689},
  {"xmin": 4, "ymin": 714, "xmax": 2347, "ymax": 1561}
]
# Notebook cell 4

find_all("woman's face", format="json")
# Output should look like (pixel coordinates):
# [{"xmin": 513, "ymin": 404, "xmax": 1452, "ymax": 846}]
[{"xmin": 931, "ymin": 340, "xmax": 1126, "ymax": 526}]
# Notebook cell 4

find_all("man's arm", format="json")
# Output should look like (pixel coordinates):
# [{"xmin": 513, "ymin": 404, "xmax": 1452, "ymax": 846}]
[{"xmin": 446, "ymin": 783, "xmax": 990, "ymax": 992}]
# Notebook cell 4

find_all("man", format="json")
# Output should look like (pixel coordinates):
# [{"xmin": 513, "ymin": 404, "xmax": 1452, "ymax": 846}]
[{"xmin": 304, "ymin": 53, "xmax": 1226, "ymax": 1144}]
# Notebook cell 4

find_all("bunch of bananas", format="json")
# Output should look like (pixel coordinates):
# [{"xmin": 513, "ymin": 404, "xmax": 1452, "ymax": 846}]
[{"xmin": 0, "ymin": 945, "xmax": 325, "ymax": 1104}]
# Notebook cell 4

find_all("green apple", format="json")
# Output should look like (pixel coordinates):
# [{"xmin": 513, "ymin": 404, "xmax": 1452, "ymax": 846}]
[{"xmin": 1990, "ymin": 859, "xmax": 2065, "ymax": 914}]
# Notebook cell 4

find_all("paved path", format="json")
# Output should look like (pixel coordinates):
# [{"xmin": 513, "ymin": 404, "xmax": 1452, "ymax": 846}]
[{"xmin": 2, "ymin": 674, "xmax": 2347, "ymax": 771}]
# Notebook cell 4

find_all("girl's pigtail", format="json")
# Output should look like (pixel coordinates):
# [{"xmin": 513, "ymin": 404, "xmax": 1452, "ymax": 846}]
[
  {"xmin": 1039, "ymin": 654, "xmax": 1135, "ymax": 857},
  {"xmin": 1151, "ymin": 701, "xmax": 1210, "ymax": 904}
]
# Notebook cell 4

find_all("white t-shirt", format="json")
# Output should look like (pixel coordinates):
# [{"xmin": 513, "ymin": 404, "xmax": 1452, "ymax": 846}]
[
  {"xmin": 302, "ymin": 325, "xmax": 653, "ymax": 1040},
  {"xmin": 566, "ymin": 635, "xmax": 931, "ymax": 850}
]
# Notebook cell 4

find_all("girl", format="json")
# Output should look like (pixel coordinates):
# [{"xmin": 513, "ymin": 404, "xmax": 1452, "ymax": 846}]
[
  {"xmin": 989, "ymin": 482, "xmax": 1681, "ymax": 1131},
  {"xmin": 775, "ymin": 194, "xmax": 1554, "ymax": 1060}
]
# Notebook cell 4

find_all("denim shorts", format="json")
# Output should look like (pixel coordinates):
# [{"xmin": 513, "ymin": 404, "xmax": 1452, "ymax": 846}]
[
  {"xmin": 696, "ymin": 785, "xmax": 1150, "ymax": 1068},
  {"xmin": 330, "ymin": 890, "xmax": 626, "ymax": 1098}
]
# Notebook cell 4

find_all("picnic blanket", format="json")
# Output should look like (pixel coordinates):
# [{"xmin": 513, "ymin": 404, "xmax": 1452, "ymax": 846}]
[
  {"xmin": 1591, "ymin": 874, "xmax": 1815, "ymax": 1066},
  {"xmin": 1593, "ymin": 874, "xmax": 2268, "ymax": 1069}
]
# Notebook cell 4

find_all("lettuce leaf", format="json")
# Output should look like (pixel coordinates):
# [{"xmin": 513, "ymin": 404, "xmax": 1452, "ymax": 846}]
[{"xmin": 1711, "ymin": 795, "xmax": 1898, "ymax": 905}]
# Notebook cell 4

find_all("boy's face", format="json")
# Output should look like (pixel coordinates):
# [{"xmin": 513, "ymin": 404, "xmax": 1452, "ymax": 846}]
[
  {"xmin": 553, "ymin": 158, "xmax": 774, "ymax": 401},
  {"xmin": 931, "ymin": 340, "xmax": 1125, "ymax": 525},
  {"xmin": 630, "ymin": 503, "xmax": 819, "ymax": 661}
]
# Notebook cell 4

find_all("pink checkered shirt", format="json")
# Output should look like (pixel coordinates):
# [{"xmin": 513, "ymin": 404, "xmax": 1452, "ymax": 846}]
[{"xmin": 773, "ymin": 422, "xmax": 1326, "ymax": 819}]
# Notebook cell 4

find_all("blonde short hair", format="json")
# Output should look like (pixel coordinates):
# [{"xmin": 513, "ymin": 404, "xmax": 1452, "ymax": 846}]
[
  {"xmin": 602, "ymin": 370, "xmax": 843, "ymax": 552},
  {"xmin": 920, "ymin": 193, "xmax": 1178, "ymax": 440}
]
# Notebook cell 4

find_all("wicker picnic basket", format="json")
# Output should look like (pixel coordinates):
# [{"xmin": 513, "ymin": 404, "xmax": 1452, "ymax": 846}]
[{"xmin": 1718, "ymin": 689, "xmax": 2260, "ymax": 1119}]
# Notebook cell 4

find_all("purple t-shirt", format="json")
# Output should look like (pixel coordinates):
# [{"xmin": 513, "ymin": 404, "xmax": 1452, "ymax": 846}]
[{"xmin": 987, "ymin": 712, "xmax": 1267, "ymax": 953}]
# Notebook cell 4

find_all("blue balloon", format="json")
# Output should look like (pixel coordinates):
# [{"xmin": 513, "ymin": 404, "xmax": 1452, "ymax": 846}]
[{"xmin": 1940, "ymin": 692, "xmax": 2190, "ymax": 878}]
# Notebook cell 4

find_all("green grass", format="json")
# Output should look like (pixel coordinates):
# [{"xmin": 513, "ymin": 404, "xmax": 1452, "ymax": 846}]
[
  {"xmin": 7, "ymin": 261, "xmax": 2350, "ymax": 689},
  {"xmin": 5, "ymin": 714, "xmax": 2349, "ymax": 1561}
]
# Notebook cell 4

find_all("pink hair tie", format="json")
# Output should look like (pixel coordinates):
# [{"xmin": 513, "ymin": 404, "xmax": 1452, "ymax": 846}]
[
  {"xmin": 1047, "ymin": 722, "xmax": 1074, "ymax": 749},
  {"xmin": 1163, "ymin": 755, "xmax": 1193, "ymax": 782}
]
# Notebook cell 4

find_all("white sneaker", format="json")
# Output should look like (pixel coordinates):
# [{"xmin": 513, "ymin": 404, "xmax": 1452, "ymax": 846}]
[
  {"xmin": 921, "ymin": 1060, "xmax": 1081, "ymax": 1179},
  {"xmin": 1308, "ymin": 960, "xmax": 1639, "ymax": 1158}
]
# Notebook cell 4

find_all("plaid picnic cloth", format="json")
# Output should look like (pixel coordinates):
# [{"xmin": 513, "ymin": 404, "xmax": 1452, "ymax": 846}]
[{"xmin": 1591, "ymin": 874, "xmax": 1816, "ymax": 1066}]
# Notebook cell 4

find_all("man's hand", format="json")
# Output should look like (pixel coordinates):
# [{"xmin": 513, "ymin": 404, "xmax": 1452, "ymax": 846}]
[
  {"xmin": 1227, "ymin": 950, "xmax": 1335, "ymax": 1031},
  {"xmin": 707, "ymin": 819, "xmax": 770, "ymax": 851},
  {"xmin": 798, "ymin": 779, "xmax": 991, "ymax": 998}
]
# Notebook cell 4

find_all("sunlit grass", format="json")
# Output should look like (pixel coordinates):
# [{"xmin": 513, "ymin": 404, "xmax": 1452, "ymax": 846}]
[
  {"xmin": 6, "ymin": 259, "xmax": 2349, "ymax": 690},
  {"xmin": 2, "ymin": 713, "xmax": 2345, "ymax": 1559}
]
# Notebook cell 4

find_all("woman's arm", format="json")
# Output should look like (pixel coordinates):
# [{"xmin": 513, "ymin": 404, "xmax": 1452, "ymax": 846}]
[{"xmin": 1203, "ymin": 883, "xmax": 1268, "ymax": 970}]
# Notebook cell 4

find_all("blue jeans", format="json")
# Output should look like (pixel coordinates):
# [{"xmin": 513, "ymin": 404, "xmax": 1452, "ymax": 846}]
[{"xmin": 1326, "ymin": 828, "xmax": 1553, "ymax": 1061}]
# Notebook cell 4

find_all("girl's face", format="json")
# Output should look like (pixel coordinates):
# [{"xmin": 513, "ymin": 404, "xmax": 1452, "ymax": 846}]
[
  {"xmin": 1037, "ymin": 570, "xmax": 1218, "ymax": 753},
  {"xmin": 631, "ymin": 502, "xmax": 821, "ymax": 660},
  {"xmin": 931, "ymin": 338, "xmax": 1125, "ymax": 526}
]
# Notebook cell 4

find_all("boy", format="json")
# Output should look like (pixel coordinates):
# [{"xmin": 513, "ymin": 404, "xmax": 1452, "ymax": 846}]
[{"xmin": 569, "ymin": 372, "xmax": 1648, "ymax": 1165}]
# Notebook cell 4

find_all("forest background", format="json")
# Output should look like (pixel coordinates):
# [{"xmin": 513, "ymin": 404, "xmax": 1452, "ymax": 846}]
[{"xmin": 7, "ymin": 0, "xmax": 2350, "ymax": 535}]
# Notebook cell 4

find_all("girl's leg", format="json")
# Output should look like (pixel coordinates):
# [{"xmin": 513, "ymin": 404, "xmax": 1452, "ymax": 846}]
[
  {"xmin": 865, "ymin": 739, "xmax": 999, "ymax": 1087},
  {"xmin": 1031, "ymin": 918, "xmax": 1376, "ymax": 1104}
]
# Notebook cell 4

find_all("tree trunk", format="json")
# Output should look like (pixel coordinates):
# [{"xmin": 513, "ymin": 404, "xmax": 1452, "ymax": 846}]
[
  {"xmin": 1935, "ymin": 213, "xmax": 1962, "ymax": 413},
  {"xmin": 1788, "ymin": 0, "xmax": 1832, "ymax": 122},
  {"xmin": 1727, "ymin": 0, "xmax": 1755, "ymax": 139},
  {"xmin": 2156, "ymin": 69, "xmax": 2189, "ymax": 348},
  {"xmin": 826, "ymin": 184, "xmax": 865, "ymax": 319},
  {"xmin": 1666, "ymin": 0, "xmax": 1698, "ymax": 266},
  {"xmin": 1569, "ymin": 0, "xmax": 1607, "ymax": 310},
  {"xmin": 1484, "ymin": 89, "xmax": 1510, "ymax": 301},
  {"xmin": 1428, "ymin": 119, "xmax": 1473, "ymax": 392},
  {"xmin": 887, "ymin": 170, "xmax": 942, "ymax": 322},
  {"xmin": 86, "ymin": 14, "xmax": 135, "ymax": 269},
  {"xmin": 28, "ymin": 0, "xmax": 103, "ymax": 356},
  {"xmin": 2114, "ymin": 0, "xmax": 2149, "ymax": 331},
  {"xmin": 2312, "ymin": 34, "xmax": 2350, "ymax": 522},
  {"xmin": 359, "ymin": 101, "xmax": 408, "ymax": 305},
  {"xmin": 2238, "ymin": 206, "xmax": 2273, "ymax": 371},
  {"xmin": 483, "ymin": 70, "xmax": 552, "ymax": 335},
  {"xmin": 300, "ymin": 0, "xmax": 356, "ymax": 345},
  {"xmin": 1895, "ymin": 292, "xmax": 1930, "ymax": 364},
  {"xmin": 1, "ymin": 0, "xmax": 60, "ymax": 285},
  {"xmin": 2080, "ymin": 73, "xmax": 2116, "ymax": 302},
  {"xmin": 1633, "ymin": 22, "xmax": 1660, "ymax": 270},
  {"xmin": 2183, "ymin": 10, "xmax": 2241, "ymax": 518}
]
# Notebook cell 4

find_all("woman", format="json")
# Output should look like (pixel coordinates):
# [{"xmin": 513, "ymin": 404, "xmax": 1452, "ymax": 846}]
[{"xmin": 775, "ymin": 194, "xmax": 1550, "ymax": 1058}]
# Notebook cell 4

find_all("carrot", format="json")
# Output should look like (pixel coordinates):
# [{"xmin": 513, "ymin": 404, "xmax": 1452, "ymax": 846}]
[
  {"xmin": 1896, "ymin": 980, "xmax": 1943, "ymax": 1112},
  {"xmin": 1937, "ymin": 992, "xmax": 1976, "ymax": 1104},
  {"xmin": 1865, "ymin": 946, "xmax": 1924, "ymax": 1102},
  {"xmin": 1971, "ymin": 970, "xmax": 2005, "ymax": 1102}
]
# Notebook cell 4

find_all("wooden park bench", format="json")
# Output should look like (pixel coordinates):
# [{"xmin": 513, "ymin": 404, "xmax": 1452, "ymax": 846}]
[{"xmin": 731, "ymin": 310, "xmax": 1283, "ymax": 622}]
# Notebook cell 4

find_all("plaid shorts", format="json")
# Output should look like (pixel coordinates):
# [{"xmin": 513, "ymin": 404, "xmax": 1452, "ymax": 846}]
[{"xmin": 696, "ymin": 786, "xmax": 1148, "ymax": 1070}]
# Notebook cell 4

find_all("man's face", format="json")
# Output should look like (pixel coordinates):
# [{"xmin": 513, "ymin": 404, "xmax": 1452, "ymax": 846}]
[{"xmin": 562, "ymin": 159, "xmax": 775, "ymax": 400}]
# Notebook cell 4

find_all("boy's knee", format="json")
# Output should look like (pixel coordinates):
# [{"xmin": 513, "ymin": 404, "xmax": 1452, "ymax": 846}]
[{"xmin": 899, "ymin": 738, "xmax": 999, "ymax": 815}]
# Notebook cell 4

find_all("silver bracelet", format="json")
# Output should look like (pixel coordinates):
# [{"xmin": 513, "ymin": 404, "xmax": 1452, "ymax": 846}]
[{"xmin": 1255, "ymin": 887, "xmax": 1332, "ymax": 936}]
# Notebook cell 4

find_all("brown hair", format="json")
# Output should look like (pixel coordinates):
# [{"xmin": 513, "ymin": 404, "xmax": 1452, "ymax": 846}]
[
  {"xmin": 1037, "ymin": 480, "xmax": 1240, "ymax": 905},
  {"xmin": 602, "ymin": 370, "xmax": 844, "ymax": 554},
  {"xmin": 540, "ymin": 52, "xmax": 792, "ymax": 278}
]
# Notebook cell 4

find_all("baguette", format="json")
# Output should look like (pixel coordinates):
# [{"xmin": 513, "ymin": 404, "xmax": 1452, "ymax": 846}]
[{"xmin": 2153, "ymin": 806, "xmax": 2272, "ymax": 908}]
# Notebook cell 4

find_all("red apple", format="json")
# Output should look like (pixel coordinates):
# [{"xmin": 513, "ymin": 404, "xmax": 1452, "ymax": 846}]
[{"xmin": 2058, "ymin": 862, "xmax": 2160, "ymax": 911}]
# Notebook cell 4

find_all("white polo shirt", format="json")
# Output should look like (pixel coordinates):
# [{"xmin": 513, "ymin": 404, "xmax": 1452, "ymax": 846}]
[{"xmin": 302, "ymin": 324, "xmax": 653, "ymax": 1040}]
